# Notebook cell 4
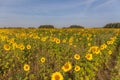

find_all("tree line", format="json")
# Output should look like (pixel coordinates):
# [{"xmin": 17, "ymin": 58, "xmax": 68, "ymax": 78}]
[
  {"xmin": 1, "ymin": 23, "xmax": 120, "ymax": 28},
  {"xmin": 38, "ymin": 25, "xmax": 84, "ymax": 29},
  {"xmin": 103, "ymin": 23, "xmax": 120, "ymax": 28},
  {"xmin": 38, "ymin": 23, "xmax": 120, "ymax": 28}
]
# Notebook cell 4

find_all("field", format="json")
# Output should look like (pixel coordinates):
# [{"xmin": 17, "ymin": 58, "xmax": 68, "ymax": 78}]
[{"xmin": 0, "ymin": 28, "xmax": 120, "ymax": 80}]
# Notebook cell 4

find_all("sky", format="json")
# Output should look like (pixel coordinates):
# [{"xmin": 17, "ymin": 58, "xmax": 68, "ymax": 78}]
[{"xmin": 0, "ymin": 0, "xmax": 120, "ymax": 28}]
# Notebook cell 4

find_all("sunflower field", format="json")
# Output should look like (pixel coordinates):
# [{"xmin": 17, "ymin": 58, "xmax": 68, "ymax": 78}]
[{"xmin": 0, "ymin": 28, "xmax": 120, "ymax": 80}]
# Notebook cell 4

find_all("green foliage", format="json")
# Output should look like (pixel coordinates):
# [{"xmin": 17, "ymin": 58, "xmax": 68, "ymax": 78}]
[
  {"xmin": 103, "ymin": 23, "xmax": 120, "ymax": 28},
  {"xmin": 38, "ymin": 25, "xmax": 54, "ymax": 28},
  {"xmin": 0, "ymin": 28, "xmax": 119, "ymax": 80},
  {"xmin": 68, "ymin": 25, "xmax": 84, "ymax": 28}
]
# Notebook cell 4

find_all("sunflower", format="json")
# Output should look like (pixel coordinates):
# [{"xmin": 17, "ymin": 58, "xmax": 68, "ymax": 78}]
[
  {"xmin": 23, "ymin": 64, "xmax": 30, "ymax": 71},
  {"xmin": 74, "ymin": 65, "xmax": 80, "ymax": 72},
  {"xmin": 26, "ymin": 44, "xmax": 31, "ymax": 49},
  {"xmin": 62, "ymin": 61, "xmax": 72, "ymax": 72},
  {"xmin": 69, "ymin": 42, "xmax": 72, "ymax": 45},
  {"xmin": 56, "ymin": 39, "xmax": 60, "ymax": 44},
  {"xmin": 107, "ymin": 41, "xmax": 111, "ymax": 45},
  {"xmin": 4, "ymin": 44, "xmax": 10, "ymax": 51},
  {"xmin": 109, "ymin": 41, "xmax": 113, "ymax": 44},
  {"xmin": 74, "ymin": 54, "xmax": 80, "ymax": 60},
  {"xmin": 100, "ymin": 44, "xmax": 105, "ymax": 50},
  {"xmin": 100, "ymin": 44, "xmax": 107, "ymax": 50},
  {"xmin": 90, "ymin": 46, "xmax": 100, "ymax": 54},
  {"xmin": 18, "ymin": 43, "xmax": 25, "ymax": 50},
  {"xmin": 12, "ymin": 42, "xmax": 17, "ymax": 50},
  {"xmin": 85, "ymin": 53, "xmax": 92, "ymax": 61},
  {"xmin": 51, "ymin": 72, "xmax": 64, "ymax": 80},
  {"xmin": 69, "ymin": 37, "xmax": 73, "ymax": 43},
  {"xmin": 108, "ymin": 50, "xmax": 112, "ymax": 55},
  {"xmin": 40, "ymin": 57, "xmax": 46, "ymax": 63},
  {"xmin": 73, "ymin": 45, "xmax": 77, "ymax": 48},
  {"xmin": 88, "ymin": 43, "xmax": 91, "ymax": 46},
  {"xmin": 50, "ymin": 37, "xmax": 56, "ymax": 42},
  {"xmin": 9, "ymin": 38, "xmax": 15, "ymax": 44},
  {"xmin": 41, "ymin": 37, "xmax": 47, "ymax": 42},
  {"xmin": 62, "ymin": 39, "xmax": 66, "ymax": 43}
]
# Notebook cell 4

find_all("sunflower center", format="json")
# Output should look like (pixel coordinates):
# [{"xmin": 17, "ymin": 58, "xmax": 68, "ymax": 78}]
[
  {"xmin": 26, "ymin": 66, "xmax": 28, "ymax": 69},
  {"xmin": 87, "ymin": 55, "xmax": 90, "ymax": 58},
  {"xmin": 64, "ymin": 64, "xmax": 69, "ymax": 69},
  {"xmin": 93, "ymin": 48, "xmax": 97, "ymax": 52},
  {"xmin": 76, "ymin": 67, "xmax": 78, "ymax": 70},
  {"xmin": 76, "ymin": 55, "xmax": 79, "ymax": 58},
  {"xmin": 6, "ymin": 45, "xmax": 9, "ymax": 49},
  {"xmin": 55, "ymin": 74, "xmax": 60, "ymax": 80}
]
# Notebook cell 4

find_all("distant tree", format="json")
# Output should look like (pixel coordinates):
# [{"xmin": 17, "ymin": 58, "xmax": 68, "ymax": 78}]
[
  {"xmin": 68, "ymin": 25, "xmax": 84, "ymax": 28},
  {"xmin": 103, "ymin": 23, "xmax": 120, "ymax": 28},
  {"xmin": 38, "ymin": 25, "xmax": 54, "ymax": 28}
]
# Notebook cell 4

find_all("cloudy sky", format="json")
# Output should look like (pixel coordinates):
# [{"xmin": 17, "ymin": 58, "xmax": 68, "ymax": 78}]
[{"xmin": 0, "ymin": 0, "xmax": 120, "ymax": 27}]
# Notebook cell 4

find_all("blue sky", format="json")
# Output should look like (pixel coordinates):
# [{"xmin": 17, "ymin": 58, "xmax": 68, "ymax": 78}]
[{"xmin": 0, "ymin": 0, "xmax": 120, "ymax": 27}]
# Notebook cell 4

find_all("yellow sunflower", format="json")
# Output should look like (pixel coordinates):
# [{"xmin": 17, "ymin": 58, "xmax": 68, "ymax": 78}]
[
  {"xmin": 74, "ymin": 54, "xmax": 80, "ymax": 60},
  {"xmin": 62, "ymin": 39, "xmax": 66, "ymax": 43},
  {"xmin": 100, "ymin": 45, "xmax": 105, "ymax": 50},
  {"xmin": 23, "ymin": 64, "xmax": 30, "ymax": 71},
  {"xmin": 18, "ymin": 43, "xmax": 25, "ymax": 50},
  {"xmin": 74, "ymin": 65, "xmax": 80, "ymax": 72},
  {"xmin": 62, "ymin": 61, "xmax": 72, "ymax": 72},
  {"xmin": 85, "ymin": 53, "xmax": 92, "ymax": 61},
  {"xmin": 9, "ymin": 38, "xmax": 15, "ymax": 44},
  {"xmin": 108, "ymin": 50, "xmax": 112, "ymax": 55},
  {"xmin": 73, "ymin": 45, "xmax": 77, "ymax": 48},
  {"xmin": 50, "ymin": 37, "xmax": 56, "ymax": 42},
  {"xmin": 26, "ymin": 44, "xmax": 31, "ymax": 49},
  {"xmin": 51, "ymin": 72, "xmax": 64, "ymax": 80},
  {"xmin": 69, "ymin": 42, "xmax": 72, "ymax": 45},
  {"xmin": 100, "ymin": 44, "xmax": 107, "ymax": 50},
  {"xmin": 40, "ymin": 57, "xmax": 46, "ymax": 63},
  {"xmin": 41, "ymin": 37, "xmax": 47, "ymax": 42},
  {"xmin": 109, "ymin": 41, "xmax": 113, "ymax": 44},
  {"xmin": 90, "ymin": 46, "xmax": 100, "ymax": 54},
  {"xmin": 4, "ymin": 44, "xmax": 10, "ymax": 51},
  {"xmin": 56, "ymin": 39, "xmax": 60, "ymax": 44},
  {"xmin": 88, "ymin": 43, "xmax": 91, "ymax": 46},
  {"xmin": 107, "ymin": 41, "xmax": 111, "ymax": 45}
]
